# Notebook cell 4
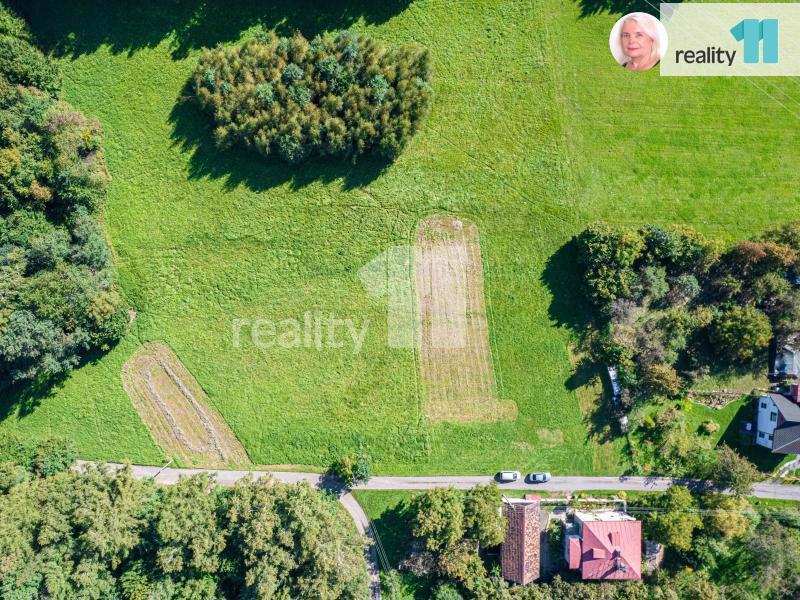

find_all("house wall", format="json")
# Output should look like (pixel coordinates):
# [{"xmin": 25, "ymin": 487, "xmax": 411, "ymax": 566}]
[{"xmin": 756, "ymin": 395, "xmax": 778, "ymax": 448}]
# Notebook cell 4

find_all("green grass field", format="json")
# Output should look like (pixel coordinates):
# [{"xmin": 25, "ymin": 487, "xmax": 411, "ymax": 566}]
[{"xmin": 1, "ymin": 0, "xmax": 798, "ymax": 475}]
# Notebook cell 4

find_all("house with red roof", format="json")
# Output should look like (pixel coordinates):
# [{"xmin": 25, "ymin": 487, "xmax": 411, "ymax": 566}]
[
  {"xmin": 501, "ymin": 495, "xmax": 541, "ymax": 584},
  {"xmin": 564, "ymin": 510, "xmax": 641, "ymax": 580}
]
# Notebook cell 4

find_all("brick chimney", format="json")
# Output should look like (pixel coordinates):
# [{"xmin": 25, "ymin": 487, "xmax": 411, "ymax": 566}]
[{"xmin": 790, "ymin": 384, "xmax": 800, "ymax": 403}]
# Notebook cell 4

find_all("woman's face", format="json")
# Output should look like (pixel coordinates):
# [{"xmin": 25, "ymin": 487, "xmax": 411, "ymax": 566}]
[{"xmin": 621, "ymin": 20, "xmax": 653, "ymax": 60}]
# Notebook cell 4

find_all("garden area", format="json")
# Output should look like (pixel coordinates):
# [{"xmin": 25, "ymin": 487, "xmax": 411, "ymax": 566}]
[{"xmin": 1, "ymin": 0, "xmax": 799, "ymax": 480}]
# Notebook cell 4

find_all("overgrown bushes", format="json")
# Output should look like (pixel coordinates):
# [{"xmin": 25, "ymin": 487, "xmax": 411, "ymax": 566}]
[
  {"xmin": 331, "ymin": 448, "xmax": 372, "ymax": 486},
  {"xmin": 577, "ymin": 222, "xmax": 800, "ymax": 399},
  {"xmin": 192, "ymin": 30, "xmax": 432, "ymax": 165},
  {"xmin": 0, "ymin": 2, "xmax": 129, "ymax": 387},
  {"xmin": 0, "ymin": 432, "xmax": 76, "ymax": 479}
]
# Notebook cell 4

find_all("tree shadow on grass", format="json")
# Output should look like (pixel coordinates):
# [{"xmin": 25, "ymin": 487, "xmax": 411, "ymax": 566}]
[
  {"xmin": 369, "ymin": 500, "xmax": 413, "ymax": 568},
  {"xmin": 717, "ymin": 399, "xmax": 785, "ymax": 473},
  {"xmin": 0, "ymin": 378, "xmax": 60, "ymax": 421},
  {"xmin": 168, "ymin": 92, "xmax": 392, "ymax": 193},
  {"xmin": 0, "ymin": 345, "xmax": 118, "ymax": 423},
  {"xmin": 541, "ymin": 238, "xmax": 593, "ymax": 334},
  {"xmin": 13, "ymin": 0, "xmax": 412, "ymax": 59}
]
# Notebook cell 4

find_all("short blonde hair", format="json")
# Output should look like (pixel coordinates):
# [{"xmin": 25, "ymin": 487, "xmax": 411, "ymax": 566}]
[{"xmin": 621, "ymin": 13, "xmax": 661, "ymax": 63}]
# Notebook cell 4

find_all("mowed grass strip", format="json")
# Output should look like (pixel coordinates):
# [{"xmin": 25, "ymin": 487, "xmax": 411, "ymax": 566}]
[
  {"xmin": 122, "ymin": 342, "xmax": 252, "ymax": 468},
  {"xmin": 415, "ymin": 215, "xmax": 516, "ymax": 423}
]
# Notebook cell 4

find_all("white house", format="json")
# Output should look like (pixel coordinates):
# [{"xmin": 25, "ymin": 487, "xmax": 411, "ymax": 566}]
[{"xmin": 755, "ymin": 386, "xmax": 800, "ymax": 454}]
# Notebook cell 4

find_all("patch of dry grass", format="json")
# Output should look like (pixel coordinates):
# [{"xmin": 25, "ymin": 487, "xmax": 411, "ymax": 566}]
[
  {"xmin": 122, "ymin": 342, "xmax": 251, "ymax": 467},
  {"xmin": 415, "ymin": 215, "xmax": 516, "ymax": 423}
]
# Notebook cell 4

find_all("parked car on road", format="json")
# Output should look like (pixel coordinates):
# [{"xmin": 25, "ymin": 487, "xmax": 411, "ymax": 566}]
[
  {"xmin": 496, "ymin": 470, "xmax": 520, "ymax": 483},
  {"xmin": 526, "ymin": 472, "xmax": 551, "ymax": 483}
]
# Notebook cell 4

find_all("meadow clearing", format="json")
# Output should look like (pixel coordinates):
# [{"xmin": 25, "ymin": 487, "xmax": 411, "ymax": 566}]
[{"xmin": 1, "ymin": 0, "xmax": 798, "ymax": 475}]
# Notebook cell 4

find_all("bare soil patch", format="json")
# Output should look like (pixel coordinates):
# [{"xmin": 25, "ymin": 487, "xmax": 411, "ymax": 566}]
[
  {"xmin": 415, "ymin": 215, "xmax": 516, "ymax": 423},
  {"xmin": 122, "ymin": 342, "xmax": 251, "ymax": 467}
]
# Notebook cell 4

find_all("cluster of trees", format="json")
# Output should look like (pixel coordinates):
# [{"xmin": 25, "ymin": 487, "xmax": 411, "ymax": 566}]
[
  {"xmin": 640, "ymin": 486, "xmax": 800, "ymax": 600},
  {"xmin": 192, "ymin": 29, "xmax": 432, "ymax": 165},
  {"xmin": 0, "ymin": 3, "xmax": 129, "ymax": 387},
  {"xmin": 0, "ymin": 447, "xmax": 369, "ymax": 599},
  {"xmin": 577, "ymin": 222, "xmax": 800, "ymax": 398},
  {"xmin": 399, "ymin": 486, "xmax": 505, "ymax": 592}
]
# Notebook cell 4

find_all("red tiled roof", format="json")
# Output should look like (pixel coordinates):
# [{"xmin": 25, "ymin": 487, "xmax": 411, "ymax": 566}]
[
  {"xmin": 501, "ymin": 500, "xmax": 540, "ymax": 584},
  {"xmin": 580, "ymin": 520, "xmax": 641, "ymax": 580}
]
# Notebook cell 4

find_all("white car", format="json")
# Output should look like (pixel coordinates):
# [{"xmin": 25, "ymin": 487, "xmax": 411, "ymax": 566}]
[{"xmin": 496, "ymin": 470, "xmax": 520, "ymax": 483}]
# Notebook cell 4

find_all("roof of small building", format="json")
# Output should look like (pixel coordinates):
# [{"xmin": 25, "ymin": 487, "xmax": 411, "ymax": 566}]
[
  {"xmin": 575, "ymin": 510, "xmax": 636, "ymax": 523},
  {"xmin": 568, "ymin": 536, "xmax": 581, "ymax": 569},
  {"xmin": 501, "ymin": 498, "xmax": 540, "ymax": 585},
  {"xmin": 774, "ymin": 346, "xmax": 800, "ymax": 376},
  {"xmin": 773, "ymin": 423, "xmax": 800, "ymax": 454},
  {"xmin": 579, "ymin": 519, "xmax": 641, "ymax": 580},
  {"xmin": 766, "ymin": 392, "xmax": 800, "ymax": 423}
]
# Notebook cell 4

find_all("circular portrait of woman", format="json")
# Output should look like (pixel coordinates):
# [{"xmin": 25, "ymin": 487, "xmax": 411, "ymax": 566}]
[{"xmin": 609, "ymin": 12, "xmax": 668, "ymax": 72}]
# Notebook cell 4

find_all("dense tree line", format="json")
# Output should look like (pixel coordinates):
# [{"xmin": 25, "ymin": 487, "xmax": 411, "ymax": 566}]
[
  {"xmin": 0, "ymin": 443, "xmax": 369, "ymax": 599},
  {"xmin": 576, "ymin": 222, "xmax": 800, "ymax": 398},
  {"xmin": 0, "ymin": 3, "xmax": 129, "ymax": 387},
  {"xmin": 192, "ymin": 29, "xmax": 432, "ymax": 165}
]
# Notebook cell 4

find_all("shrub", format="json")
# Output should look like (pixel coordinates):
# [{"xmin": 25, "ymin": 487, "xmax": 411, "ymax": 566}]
[
  {"xmin": 0, "ymin": 34, "xmax": 61, "ymax": 94},
  {"xmin": 192, "ymin": 30, "xmax": 432, "ymax": 164},
  {"xmin": 432, "ymin": 583, "xmax": 463, "ymax": 600},
  {"xmin": 29, "ymin": 435, "xmax": 78, "ymax": 476},
  {"xmin": 0, "ymin": 432, "xmax": 76, "ymax": 476},
  {"xmin": 330, "ymin": 449, "xmax": 371, "ymax": 486},
  {"xmin": 641, "ymin": 363, "xmax": 682, "ymax": 397},
  {"xmin": 701, "ymin": 420, "xmax": 719, "ymax": 435},
  {"xmin": 351, "ymin": 450, "xmax": 371, "ymax": 485}
]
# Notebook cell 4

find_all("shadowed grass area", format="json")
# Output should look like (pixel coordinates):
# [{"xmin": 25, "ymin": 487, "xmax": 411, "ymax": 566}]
[
  {"xmin": 1, "ymin": 0, "xmax": 797, "ymax": 474},
  {"xmin": 11, "ymin": 0, "xmax": 412, "ymax": 58}
]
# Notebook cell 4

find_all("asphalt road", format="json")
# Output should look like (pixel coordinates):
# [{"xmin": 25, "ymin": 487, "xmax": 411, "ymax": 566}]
[{"xmin": 76, "ymin": 461, "xmax": 800, "ymax": 500}]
